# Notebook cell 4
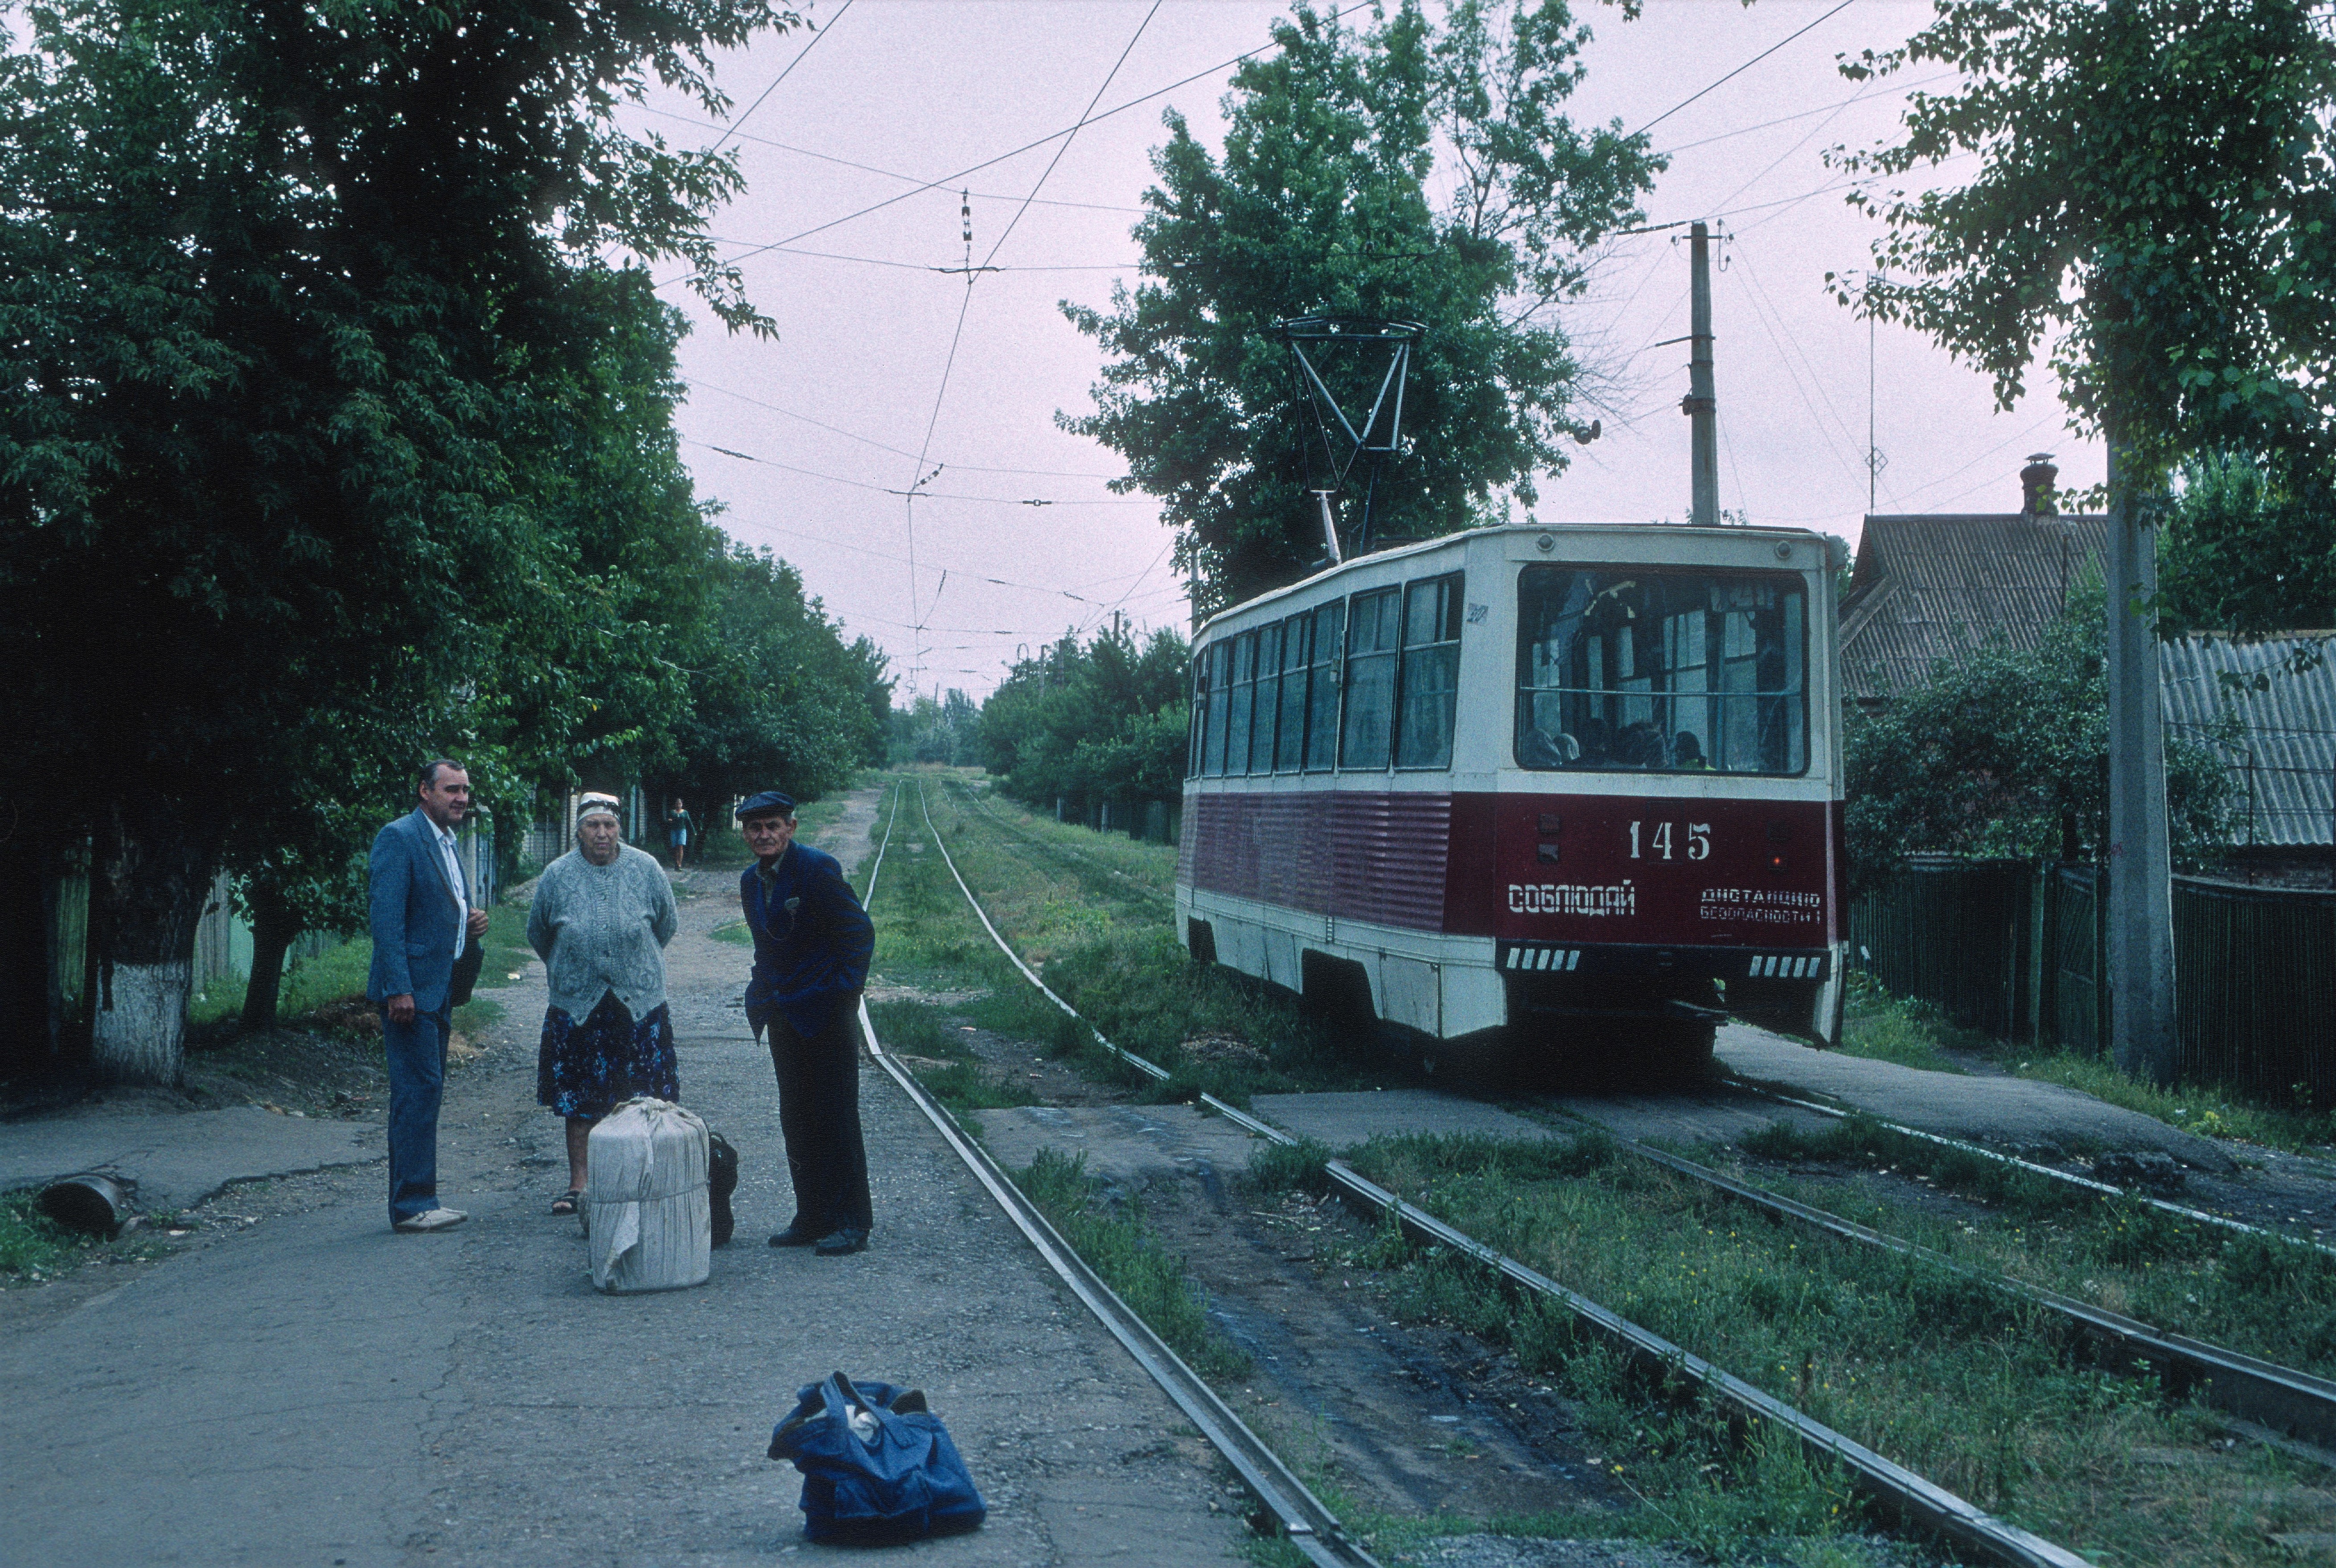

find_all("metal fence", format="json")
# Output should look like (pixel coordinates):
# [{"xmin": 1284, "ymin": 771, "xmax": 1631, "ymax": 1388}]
[{"xmin": 1851, "ymin": 858, "xmax": 2336, "ymax": 1106}]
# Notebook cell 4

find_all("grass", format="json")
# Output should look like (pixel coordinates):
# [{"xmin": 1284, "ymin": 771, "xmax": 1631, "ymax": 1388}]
[
  {"xmin": 1734, "ymin": 1115, "xmax": 2336, "ymax": 1380},
  {"xmin": 1015, "ymin": 1145, "xmax": 1250, "ymax": 1381},
  {"xmin": 866, "ymin": 777, "xmax": 1380, "ymax": 1110},
  {"xmin": 1837, "ymin": 974, "xmax": 2336, "ymax": 1154},
  {"xmin": 1340, "ymin": 1130, "xmax": 2336, "ymax": 1568},
  {"xmin": 0, "ymin": 1188, "xmax": 181, "ymax": 1289},
  {"xmin": 1835, "ymin": 974, "xmax": 1974, "ymax": 1075}
]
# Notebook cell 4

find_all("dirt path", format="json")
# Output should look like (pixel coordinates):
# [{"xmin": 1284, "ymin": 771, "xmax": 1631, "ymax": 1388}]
[{"xmin": 1, "ymin": 776, "xmax": 1249, "ymax": 1567}]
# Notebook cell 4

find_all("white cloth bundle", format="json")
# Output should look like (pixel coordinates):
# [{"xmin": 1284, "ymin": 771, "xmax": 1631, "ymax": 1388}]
[{"xmin": 584, "ymin": 1097, "xmax": 711, "ymax": 1293}]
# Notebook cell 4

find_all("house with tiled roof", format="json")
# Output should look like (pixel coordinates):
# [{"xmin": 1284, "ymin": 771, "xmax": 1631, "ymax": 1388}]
[{"xmin": 1838, "ymin": 456, "xmax": 2336, "ymax": 882}]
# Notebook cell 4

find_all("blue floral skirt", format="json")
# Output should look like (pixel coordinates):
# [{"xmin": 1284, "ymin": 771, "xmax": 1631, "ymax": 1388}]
[{"xmin": 537, "ymin": 992, "xmax": 677, "ymax": 1120}]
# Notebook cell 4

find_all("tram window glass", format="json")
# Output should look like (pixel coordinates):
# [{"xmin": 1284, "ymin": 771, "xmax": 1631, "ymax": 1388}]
[
  {"xmin": 1251, "ymin": 622, "xmax": 1282, "ymax": 773},
  {"xmin": 1304, "ymin": 601, "xmax": 1344, "ymax": 771},
  {"xmin": 1340, "ymin": 587, "xmax": 1403, "ymax": 770},
  {"xmin": 1189, "ymin": 646, "xmax": 1210, "ymax": 777},
  {"xmin": 1202, "ymin": 640, "xmax": 1232, "ymax": 776},
  {"xmin": 1514, "ymin": 566, "xmax": 1806, "ymax": 774},
  {"xmin": 1275, "ymin": 615, "xmax": 1310, "ymax": 771},
  {"xmin": 1225, "ymin": 632, "xmax": 1257, "ymax": 776},
  {"xmin": 1396, "ymin": 573, "xmax": 1464, "ymax": 768}
]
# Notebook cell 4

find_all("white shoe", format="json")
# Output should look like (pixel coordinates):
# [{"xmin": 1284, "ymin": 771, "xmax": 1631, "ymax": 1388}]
[{"xmin": 393, "ymin": 1207, "xmax": 469, "ymax": 1233}]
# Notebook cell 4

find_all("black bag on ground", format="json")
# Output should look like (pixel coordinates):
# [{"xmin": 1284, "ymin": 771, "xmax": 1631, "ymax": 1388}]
[
  {"xmin": 707, "ymin": 1132, "xmax": 739, "ymax": 1248},
  {"xmin": 768, "ymin": 1372, "xmax": 985, "ymax": 1544}
]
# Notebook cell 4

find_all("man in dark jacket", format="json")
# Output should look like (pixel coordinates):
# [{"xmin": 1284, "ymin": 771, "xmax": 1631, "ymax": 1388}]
[
  {"xmin": 368, "ymin": 759, "xmax": 491, "ymax": 1233},
  {"xmin": 738, "ymin": 791, "xmax": 875, "ymax": 1255}
]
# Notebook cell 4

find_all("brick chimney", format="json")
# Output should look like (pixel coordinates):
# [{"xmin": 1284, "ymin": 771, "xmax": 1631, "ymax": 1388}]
[{"xmin": 2020, "ymin": 453, "xmax": 2059, "ymax": 518}]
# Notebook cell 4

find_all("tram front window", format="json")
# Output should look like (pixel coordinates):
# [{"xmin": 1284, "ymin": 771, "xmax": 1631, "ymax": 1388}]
[{"xmin": 1515, "ymin": 566, "xmax": 1806, "ymax": 774}]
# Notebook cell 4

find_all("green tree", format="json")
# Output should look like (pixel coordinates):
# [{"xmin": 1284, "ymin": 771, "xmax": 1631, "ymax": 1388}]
[
  {"xmin": 2157, "ymin": 453, "xmax": 2336, "ymax": 641},
  {"xmin": 1844, "ymin": 586, "xmax": 2231, "ymax": 891},
  {"xmin": 1830, "ymin": 0, "xmax": 2336, "ymax": 494},
  {"xmin": 0, "ymin": 0, "xmax": 793, "ymax": 1083},
  {"xmin": 657, "ymin": 544, "xmax": 887, "ymax": 825},
  {"xmin": 980, "ymin": 626, "xmax": 1190, "ymax": 811},
  {"xmin": 1063, "ymin": 0, "xmax": 1659, "ymax": 612}
]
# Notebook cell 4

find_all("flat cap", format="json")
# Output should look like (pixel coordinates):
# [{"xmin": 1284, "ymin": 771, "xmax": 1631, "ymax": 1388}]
[{"xmin": 735, "ymin": 790, "xmax": 797, "ymax": 819}]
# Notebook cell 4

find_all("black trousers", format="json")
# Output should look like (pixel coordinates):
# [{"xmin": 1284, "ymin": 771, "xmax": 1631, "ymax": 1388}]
[{"xmin": 767, "ymin": 997, "xmax": 872, "ymax": 1236}]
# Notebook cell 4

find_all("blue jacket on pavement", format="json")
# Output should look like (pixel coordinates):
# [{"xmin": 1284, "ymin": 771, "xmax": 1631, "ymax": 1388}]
[
  {"xmin": 367, "ymin": 808, "xmax": 466, "ymax": 1013},
  {"xmin": 742, "ymin": 841, "xmax": 874, "ymax": 1038}
]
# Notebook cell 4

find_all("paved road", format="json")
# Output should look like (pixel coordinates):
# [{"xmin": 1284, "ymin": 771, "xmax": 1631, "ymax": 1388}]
[{"xmin": 0, "ymin": 798, "xmax": 1244, "ymax": 1567}]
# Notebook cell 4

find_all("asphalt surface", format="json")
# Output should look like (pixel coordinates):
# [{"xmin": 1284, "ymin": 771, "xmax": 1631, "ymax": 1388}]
[
  {"xmin": 0, "ymin": 1103, "xmax": 380, "ymax": 1215},
  {"xmin": 0, "ymin": 801, "xmax": 1245, "ymax": 1567}
]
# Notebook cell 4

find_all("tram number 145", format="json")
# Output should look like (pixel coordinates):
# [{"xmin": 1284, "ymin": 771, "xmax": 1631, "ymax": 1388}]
[{"xmin": 1628, "ymin": 821, "xmax": 1711, "ymax": 861}]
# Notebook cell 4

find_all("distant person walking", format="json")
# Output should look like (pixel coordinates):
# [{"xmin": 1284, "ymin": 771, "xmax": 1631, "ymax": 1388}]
[
  {"xmin": 367, "ymin": 759, "xmax": 491, "ymax": 1233},
  {"xmin": 665, "ymin": 799, "xmax": 694, "ymax": 870},
  {"xmin": 737, "ymin": 791, "xmax": 874, "ymax": 1255},
  {"xmin": 527, "ymin": 793, "xmax": 681, "ymax": 1215}
]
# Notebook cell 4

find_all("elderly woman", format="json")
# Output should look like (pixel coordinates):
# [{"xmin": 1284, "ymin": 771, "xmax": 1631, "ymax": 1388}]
[{"xmin": 527, "ymin": 793, "xmax": 681, "ymax": 1215}]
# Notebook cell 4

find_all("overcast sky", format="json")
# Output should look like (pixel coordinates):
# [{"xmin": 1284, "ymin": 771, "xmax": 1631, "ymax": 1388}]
[{"xmin": 632, "ymin": 0, "xmax": 2096, "ymax": 701}]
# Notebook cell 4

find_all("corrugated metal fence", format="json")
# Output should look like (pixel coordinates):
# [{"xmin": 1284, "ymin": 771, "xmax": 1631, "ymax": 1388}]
[{"xmin": 1852, "ymin": 859, "xmax": 2336, "ymax": 1105}]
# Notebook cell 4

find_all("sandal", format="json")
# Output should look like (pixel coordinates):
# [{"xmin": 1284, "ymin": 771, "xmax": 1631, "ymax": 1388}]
[{"xmin": 550, "ymin": 1189, "xmax": 582, "ymax": 1216}]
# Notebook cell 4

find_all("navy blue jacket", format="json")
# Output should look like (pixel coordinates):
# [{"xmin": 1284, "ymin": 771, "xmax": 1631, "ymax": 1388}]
[
  {"xmin": 367, "ymin": 809, "xmax": 466, "ymax": 1012},
  {"xmin": 742, "ymin": 841, "xmax": 874, "ymax": 1037}
]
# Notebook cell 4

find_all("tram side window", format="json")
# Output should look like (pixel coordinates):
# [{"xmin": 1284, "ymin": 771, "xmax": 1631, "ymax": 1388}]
[
  {"xmin": 1224, "ymin": 632, "xmax": 1257, "ymax": 776},
  {"xmin": 1304, "ymin": 600, "xmax": 1344, "ymax": 771},
  {"xmin": 1513, "ymin": 566, "xmax": 1807, "ymax": 775},
  {"xmin": 1275, "ymin": 613, "xmax": 1311, "ymax": 771},
  {"xmin": 1189, "ymin": 646, "xmax": 1211, "ymax": 777},
  {"xmin": 1395, "ymin": 573, "xmax": 1464, "ymax": 768},
  {"xmin": 1339, "ymin": 587, "xmax": 1403, "ymax": 770},
  {"xmin": 1251, "ymin": 622, "xmax": 1282, "ymax": 774},
  {"xmin": 1202, "ymin": 640, "xmax": 1232, "ymax": 776}
]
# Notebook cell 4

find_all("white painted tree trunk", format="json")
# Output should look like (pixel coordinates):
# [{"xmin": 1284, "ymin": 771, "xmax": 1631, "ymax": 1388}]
[{"xmin": 91, "ymin": 958, "xmax": 192, "ymax": 1085}]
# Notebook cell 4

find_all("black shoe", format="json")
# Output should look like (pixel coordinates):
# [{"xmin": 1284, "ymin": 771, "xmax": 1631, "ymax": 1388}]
[
  {"xmin": 768, "ymin": 1225, "xmax": 821, "ymax": 1248},
  {"xmin": 813, "ymin": 1227, "xmax": 868, "ymax": 1256}
]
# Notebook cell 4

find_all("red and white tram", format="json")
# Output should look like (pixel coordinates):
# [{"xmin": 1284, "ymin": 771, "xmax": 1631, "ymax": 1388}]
[{"xmin": 1175, "ymin": 522, "xmax": 1850, "ymax": 1066}]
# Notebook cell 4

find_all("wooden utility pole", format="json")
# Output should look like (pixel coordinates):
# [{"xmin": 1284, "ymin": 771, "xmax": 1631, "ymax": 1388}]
[
  {"xmin": 1683, "ymin": 221, "xmax": 1719, "ymax": 527},
  {"xmin": 2103, "ymin": 434, "xmax": 2177, "ymax": 1082}
]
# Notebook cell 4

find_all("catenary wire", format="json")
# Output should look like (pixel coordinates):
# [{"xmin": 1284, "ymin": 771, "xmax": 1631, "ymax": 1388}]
[
  {"xmin": 1630, "ymin": 0, "xmax": 1861, "ymax": 138},
  {"xmin": 706, "ymin": 0, "xmax": 856, "ymax": 154}
]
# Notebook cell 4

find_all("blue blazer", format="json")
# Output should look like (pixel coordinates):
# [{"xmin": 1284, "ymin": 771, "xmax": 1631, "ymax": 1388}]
[
  {"xmin": 742, "ymin": 841, "xmax": 874, "ymax": 1038},
  {"xmin": 367, "ymin": 808, "xmax": 466, "ymax": 1012}
]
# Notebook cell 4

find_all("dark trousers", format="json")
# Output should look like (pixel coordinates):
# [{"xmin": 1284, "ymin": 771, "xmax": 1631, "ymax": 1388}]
[
  {"xmin": 382, "ymin": 1001, "xmax": 451, "ymax": 1223},
  {"xmin": 767, "ymin": 998, "xmax": 872, "ymax": 1236}
]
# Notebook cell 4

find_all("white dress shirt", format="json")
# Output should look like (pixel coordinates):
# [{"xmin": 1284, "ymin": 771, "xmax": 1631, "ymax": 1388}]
[{"xmin": 433, "ymin": 820, "xmax": 469, "ymax": 935}]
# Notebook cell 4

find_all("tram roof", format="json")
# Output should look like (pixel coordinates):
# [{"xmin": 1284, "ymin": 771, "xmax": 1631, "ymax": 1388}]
[{"xmin": 1194, "ymin": 521, "xmax": 1843, "ymax": 640}]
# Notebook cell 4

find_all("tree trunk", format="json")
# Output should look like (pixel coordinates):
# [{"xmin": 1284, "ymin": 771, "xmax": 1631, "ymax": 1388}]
[
  {"xmin": 239, "ymin": 892, "xmax": 300, "ymax": 1032},
  {"xmin": 0, "ymin": 825, "xmax": 59, "ymax": 1084},
  {"xmin": 88, "ymin": 799, "xmax": 218, "ymax": 1085}
]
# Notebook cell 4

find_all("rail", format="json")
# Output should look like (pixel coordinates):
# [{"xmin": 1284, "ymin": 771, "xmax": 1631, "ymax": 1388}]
[
  {"xmin": 1593, "ymin": 1129, "xmax": 2336, "ymax": 1449},
  {"xmin": 939, "ymin": 777, "xmax": 1173, "ymax": 908},
  {"xmin": 907, "ymin": 777, "xmax": 2094, "ymax": 1568},
  {"xmin": 1723, "ymin": 1076, "xmax": 2336, "ymax": 1262},
  {"xmin": 862, "ymin": 780, "xmax": 1379, "ymax": 1567}
]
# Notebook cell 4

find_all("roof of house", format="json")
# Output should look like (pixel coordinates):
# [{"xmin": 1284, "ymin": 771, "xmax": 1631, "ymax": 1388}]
[
  {"xmin": 1839, "ymin": 511, "xmax": 2107, "ymax": 701},
  {"xmin": 2160, "ymin": 635, "xmax": 2336, "ymax": 849},
  {"xmin": 1839, "ymin": 506, "xmax": 2336, "ymax": 848}
]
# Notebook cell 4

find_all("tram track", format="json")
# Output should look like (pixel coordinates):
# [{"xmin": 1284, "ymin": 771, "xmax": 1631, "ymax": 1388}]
[
  {"xmin": 884, "ymin": 776, "xmax": 2135, "ymax": 1568},
  {"xmin": 852, "ymin": 777, "xmax": 1381, "ymax": 1568}
]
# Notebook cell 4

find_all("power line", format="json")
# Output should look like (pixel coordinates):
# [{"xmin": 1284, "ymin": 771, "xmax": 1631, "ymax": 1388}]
[
  {"xmin": 699, "ymin": 238, "xmax": 1137, "ymax": 274},
  {"xmin": 1653, "ymin": 70, "xmax": 1954, "ymax": 158},
  {"xmin": 899, "ymin": 0, "xmax": 1161, "ymax": 692},
  {"xmin": 653, "ymin": 0, "xmax": 1379, "ymax": 292},
  {"xmin": 636, "ymin": 104, "xmax": 1143, "ymax": 214},
  {"xmin": 686, "ymin": 435, "xmax": 1151, "ymax": 506},
  {"xmin": 686, "ymin": 376, "xmax": 1123, "ymax": 479},
  {"xmin": 708, "ymin": 0, "xmax": 855, "ymax": 154},
  {"xmin": 1630, "ymin": 0, "xmax": 1861, "ymax": 138}
]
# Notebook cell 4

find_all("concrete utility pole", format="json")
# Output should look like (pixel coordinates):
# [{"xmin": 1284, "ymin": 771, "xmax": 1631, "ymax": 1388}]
[
  {"xmin": 1683, "ymin": 221, "xmax": 1719, "ymax": 527},
  {"xmin": 2103, "ymin": 435, "xmax": 2178, "ymax": 1082}
]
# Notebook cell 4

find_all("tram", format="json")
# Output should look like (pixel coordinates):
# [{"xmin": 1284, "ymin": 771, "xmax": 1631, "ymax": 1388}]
[{"xmin": 1175, "ymin": 522, "xmax": 1849, "ymax": 1066}]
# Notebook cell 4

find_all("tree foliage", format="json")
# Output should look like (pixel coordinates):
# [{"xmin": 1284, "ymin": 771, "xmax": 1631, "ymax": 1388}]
[
  {"xmin": 1845, "ymin": 585, "xmax": 2231, "ymax": 891},
  {"xmin": 1831, "ymin": 0, "xmax": 2336, "ymax": 494},
  {"xmin": 979, "ymin": 628, "xmax": 1191, "ymax": 810},
  {"xmin": 1063, "ymin": 0, "xmax": 1659, "ymax": 612},
  {"xmin": 0, "ymin": 0, "xmax": 843, "ymax": 1080},
  {"xmin": 2157, "ymin": 452, "xmax": 2336, "ymax": 641}
]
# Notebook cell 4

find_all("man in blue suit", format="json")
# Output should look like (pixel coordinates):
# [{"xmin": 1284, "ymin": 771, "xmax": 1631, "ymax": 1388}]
[
  {"xmin": 738, "ymin": 790, "xmax": 875, "ymax": 1255},
  {"xmin": 368, "ymin": 759, "xmax": 491, "ymax": 1233}
]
